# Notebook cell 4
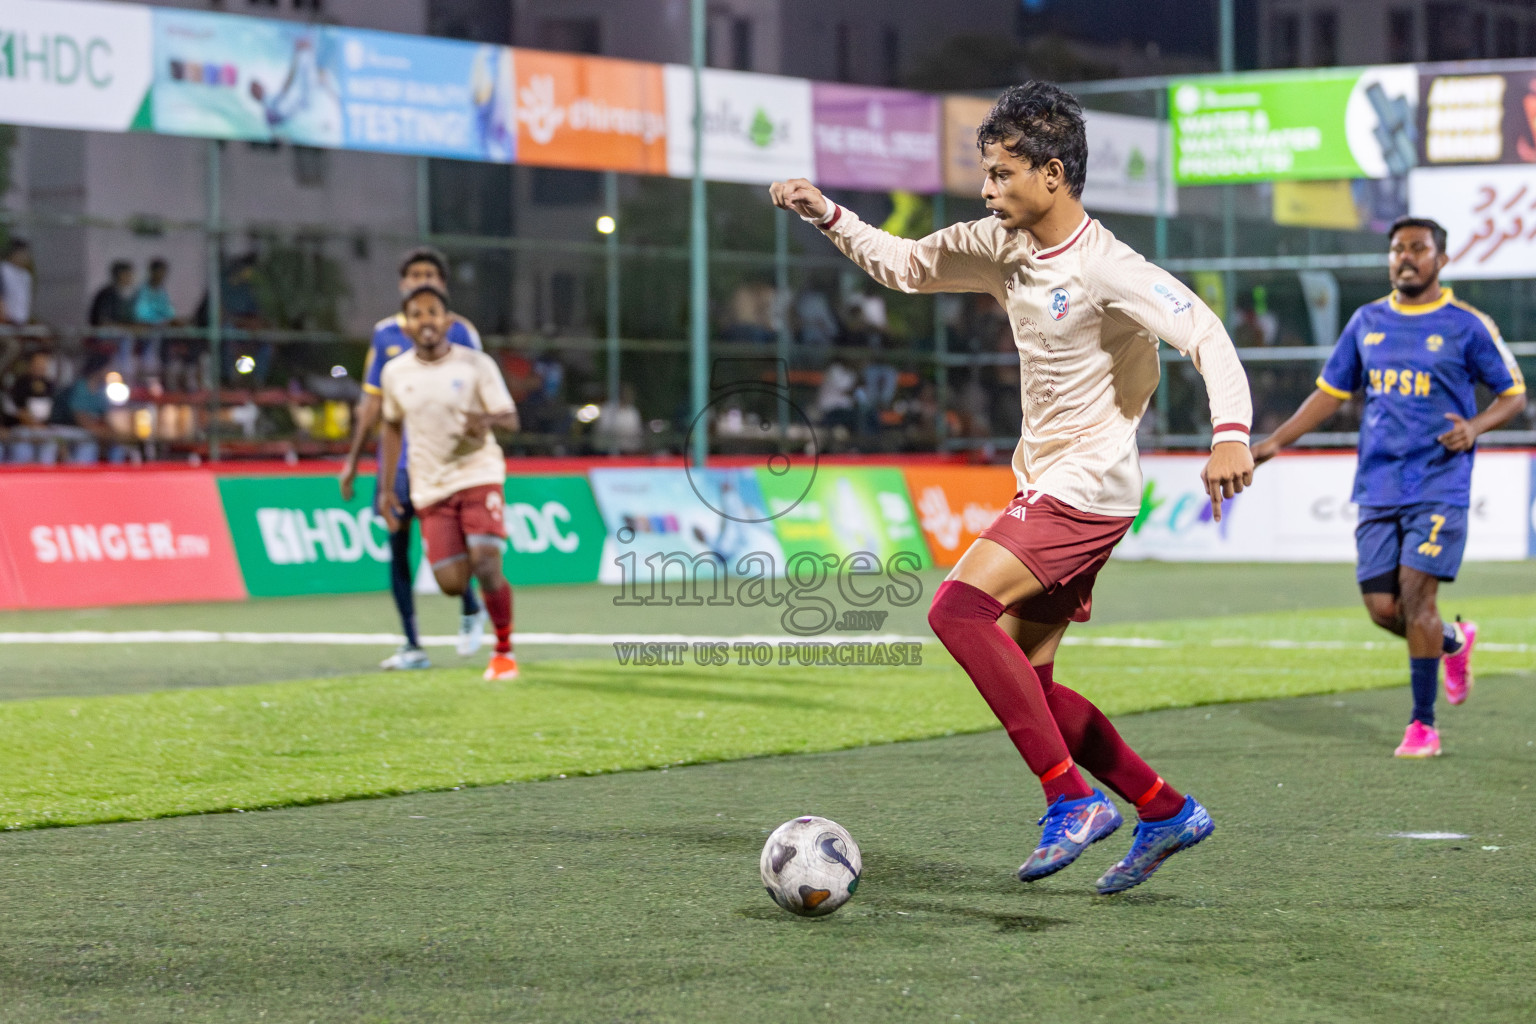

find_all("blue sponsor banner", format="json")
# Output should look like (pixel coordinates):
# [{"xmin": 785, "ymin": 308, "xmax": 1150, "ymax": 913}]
[
  {"xmin": 151, "ymin": 9, "xmax": 514, "ymax": 161},
  {"xmin": 332, "ymin": 28, "xmax": 514, "ymax": 162},
  {"xmin": 152, "ymin": 9, "xmax": 345, "ymax": 146},
  {"xmin": 588, "ymin": 468, "xmax": 783, "ymax": 586}
]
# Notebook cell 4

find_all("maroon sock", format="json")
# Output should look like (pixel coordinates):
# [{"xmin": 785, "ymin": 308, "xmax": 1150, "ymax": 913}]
[
  {"xmin": 1035, "ymin": 661, "xmax": 1186, "ymax": 821},
  {"xmin": 928, "ymin": 582, "xmax": 1092, "ymax": 804},
  {"xmin": 482, "ymin": 581, "xmax": 513, "ymax": 655}
]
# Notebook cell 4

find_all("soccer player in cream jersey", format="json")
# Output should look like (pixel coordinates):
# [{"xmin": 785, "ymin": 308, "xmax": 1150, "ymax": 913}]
[
  {"xmin": 1254, "ymin": 217, "xmax": 1526, "ymax": 758},
  {"xmin": 341, "ymin": 249, "xmax": 486, "ymax": 671},
  {"xmin": 379, "ymin": 285, "xmax": 521, "ymax": 682},
  {"xmin": 772, "ymin": 82, "xmax": 1256, "ymax": 894}
]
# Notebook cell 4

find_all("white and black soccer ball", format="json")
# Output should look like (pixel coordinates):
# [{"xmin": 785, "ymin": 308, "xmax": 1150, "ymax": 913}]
[{"xmin": 760, "ymin": 816, "xmax": 862, "ymax": 917}]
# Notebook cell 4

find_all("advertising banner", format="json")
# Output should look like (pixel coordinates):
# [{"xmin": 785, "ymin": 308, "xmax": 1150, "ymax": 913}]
[
  {"xmin": 941, "ymin": 96, "xmax": 1175, "ymax": 214},
  {"xmin": 0, "ymin": 0, "xmax": 153, "ymax": 132},
  {"xmin": 1418, "ymin": 70, "xmax": 1536, "ymax": 166},
  {"xmin": 1408, "ymin": 164, "xmax": 1536, "ymax": 280},
  {"xmin": 217, "ymin": 475, "xmax": 402, "ymax": 597},
  {"xmin": 152, "ymin": 9, "xmax": 345, "ymax": 146},
  {"xmin": 1114, "ymin": 453, "xmax": 1530, "ymax": 563},
  {"xmin": 589, "ymin": 467, "xmax": 784, "ymax": 586},
  {"xmin": 500, "ymin": 474, "xmax": 606, "ymax": 585},
  {"xmin": 942, "ymin": 94, "xmax": 993, "ymax": 195},
  {"xmin": 812, "ymin": 83, "xmax": 941, "ymax": 193},
  {"xmin": 513, "ymin": 49, "xmax": 666, "ymax": 174},
  {"xmin": 0, "ymin": 473, "xmax": 246, "ymax": 610},
  {"xmin": 1170, "ymin": 66, "xmax": 1418, "ymax": 184},
  {"xmin": 331, "ymin": 28, "xmax": 514, "ymax": 161},
  {"xmin": 663, "ymin": 65, "xmax": 814, "ymax": 184},
  {"xmin": 152, "ymin": 10, "xmax": 514, "ymax": 160},
  {"xmin": 755, "ymin": 467, "xmax": 931, "ymax": 569},
  {"xmin": 902, "ymin": 465, "xmax": 1016, "ymax": 567}
]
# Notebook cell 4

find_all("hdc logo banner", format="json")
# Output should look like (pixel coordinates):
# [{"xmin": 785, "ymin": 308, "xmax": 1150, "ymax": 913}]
[
  {"xmin": 0, "ymin": 0, "xmax": 153, "ymax": 132},
  {"xmin": 0, "ymin": 472, "xmax": 246, "ymax": 610}
]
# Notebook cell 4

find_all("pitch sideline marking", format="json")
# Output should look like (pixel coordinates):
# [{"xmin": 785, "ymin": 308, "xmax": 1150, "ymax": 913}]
[{"xmin": 0, "ymin": 630, "xmax": 1528, "ymax": 653}]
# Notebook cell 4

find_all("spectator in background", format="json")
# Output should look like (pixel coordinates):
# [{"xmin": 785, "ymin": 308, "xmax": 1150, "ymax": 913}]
[
  {"xmin": 795, "ymin": 287, "xmax": 840, "ymax": 347},
  {"xmin": 595, "ymin": 382, "xmax": 645, "ymax": 454},
  {"xmin": 133, "ymin": 257, "xmax": 178, "ymax": 385},
  {"xmin": 49, "ymin": 352, "xmax": 133, "ymax": 463},
  {"xmin": 723, "ymin": 279, "xmax": 777, "ymax": 343},
  {"xmin": 0, "ymin": 240, "xmax": 35, "ymax": 326},
  {"xmin": 517, "ymin": 351, "xmax": 571, "ymax": 439},
  {"xmin": 4, "ymin": 350, "xmax": 56, "ymax": 427},
  {"xmin": 89, "ymin": 261, "xmax": 137, "ymax": 328},
  {"xmin": 816, "ymin": 356, "xmax": 860, "ymax": 437}
]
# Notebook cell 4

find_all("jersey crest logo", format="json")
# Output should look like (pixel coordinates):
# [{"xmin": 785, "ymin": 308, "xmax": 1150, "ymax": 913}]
[
  {"xmin": 1426, "ymin": 333, "xmax": 1444, "ymax": 352},
  {"xmin": 1048, "ymin": 288, "xmax": 1070, "ymax": 321},
  {"xmin": 1363, "ymin": 332, "xmax": 1385, "ymax": 346},
  {"xmin": 386, "ymin": 345, "xmax": 402, "ymax": 357},
  {"xmin": 1151, "ymin": 282, "xmax": 1192, "ymax": 316}
]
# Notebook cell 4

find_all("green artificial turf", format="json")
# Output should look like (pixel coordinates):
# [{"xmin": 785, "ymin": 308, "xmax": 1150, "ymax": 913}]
[
  {"xmin": 2, "ymin": 676, "xmax": 1533, "ymax": 1023},
  {"xmin": 4, "ymin": 594, "xmax": 1533, "ymax": 831}
]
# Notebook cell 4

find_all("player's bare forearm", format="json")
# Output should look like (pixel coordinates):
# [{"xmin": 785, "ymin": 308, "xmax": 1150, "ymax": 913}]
[
  {"xmin": 1253, "ymin": 390, "xmax": 1346, "ymax": 464},
  {"xmin": 344, "ymin": 393, "xmax": 382, "ymax": 465},
  {"xmin": 769, "ymin": 179, "xmax": 828, "ymax": 222},
  {"xmin": 377, "ymin": 419, "xmax": 404, "ymax": 529}
]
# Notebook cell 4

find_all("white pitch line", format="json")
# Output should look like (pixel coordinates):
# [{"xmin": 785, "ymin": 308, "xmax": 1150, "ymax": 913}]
[{"xmin": 0, "ymin": 631, "xmax": 1528, "ymax": 652}]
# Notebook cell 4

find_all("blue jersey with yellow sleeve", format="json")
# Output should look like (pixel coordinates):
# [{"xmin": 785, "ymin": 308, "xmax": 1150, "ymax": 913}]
[
  {"xmin": 1317, "ymin": 288, "xmax": 1525, "ymax": 508},
  {"xmin": 362, "ymin": 313, "xmax": 482, "ymax": 470}
]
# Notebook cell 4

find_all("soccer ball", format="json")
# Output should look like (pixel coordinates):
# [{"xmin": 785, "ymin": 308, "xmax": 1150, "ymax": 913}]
[{"xmin": 760, "ymin": 816, "xmax": 862, "ymax": 917}]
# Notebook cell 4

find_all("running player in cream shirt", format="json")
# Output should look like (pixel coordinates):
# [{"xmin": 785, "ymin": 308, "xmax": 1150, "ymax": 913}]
[
  {"xmin": 773, "ymin": 82, "xmax": 1254, "ymax": 895},
  {"xmin": 379, "ymin": 284, "xmax": 521, "ymax": 681}
]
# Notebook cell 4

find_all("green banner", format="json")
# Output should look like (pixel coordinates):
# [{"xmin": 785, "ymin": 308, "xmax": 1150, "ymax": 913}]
[
  {"xmin": 755, "ymin": 466, "xmax": 931, "ymax": 569},
  {"xmin": 218, "ymin": 473, "xmax": 604, "ymax": 597},
  {"xmin": 218, "ymin": 475, "xmax": 406, "ymax": 597},
  {"xmin": 500, "ymin": 475, "xmax": 605, "ymax": 586},
  {"xmin": 1170, "ymin": 66, "xmax": 1418, "ymax": 184}
]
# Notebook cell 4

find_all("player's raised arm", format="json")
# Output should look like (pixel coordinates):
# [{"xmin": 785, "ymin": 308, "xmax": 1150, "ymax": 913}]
[
  {"xmin": 1089, "ymin": 254, "xmax": 1254, "ymax": 519},
  {"xmin": 770, "ymin": 178, "xmax": 1004, "ymax": 296}
]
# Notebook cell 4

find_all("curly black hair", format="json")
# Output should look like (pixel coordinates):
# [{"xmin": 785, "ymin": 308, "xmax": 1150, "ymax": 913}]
[
  {"xmin": 976, "ymin": 82, "xmax": 1088, "ymax": 199},
  {"xmin": 398, "ymin": 246, "xmax": 450, "ymax": 281}
]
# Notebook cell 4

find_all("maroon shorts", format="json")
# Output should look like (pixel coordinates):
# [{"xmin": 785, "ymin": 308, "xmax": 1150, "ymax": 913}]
[
  {"xmin": 418, "ymin": 484, "xmax": 507, "ymax": 568},
  {"xmin": 976, "ymin": 490, "xmax": 1132, "ymax": 624}
]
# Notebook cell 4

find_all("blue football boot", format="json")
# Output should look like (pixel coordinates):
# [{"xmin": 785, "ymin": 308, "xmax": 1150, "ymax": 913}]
[
  {"xmin": 1095, "ymin": 795, "xmax": 1214, "ymax": 895},
  {"xmin": 1017, "ymin": 789, "xmax": 1123, "ymax": 882}
]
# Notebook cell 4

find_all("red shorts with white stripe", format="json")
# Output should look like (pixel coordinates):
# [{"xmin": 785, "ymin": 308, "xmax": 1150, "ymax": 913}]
[
  {"xmin": 976, "ymin": 490, "xmax": 1132, "ymax": 624},
  {"xmin": 418, "ymin": 484, "xmax": 507, "ymax": 568}
]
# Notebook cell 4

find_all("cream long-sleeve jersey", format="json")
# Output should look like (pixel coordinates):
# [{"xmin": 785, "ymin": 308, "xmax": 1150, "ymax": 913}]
[{"xmin": 814, "ymin": 203, "xmax": 1253, "ymax": 516}]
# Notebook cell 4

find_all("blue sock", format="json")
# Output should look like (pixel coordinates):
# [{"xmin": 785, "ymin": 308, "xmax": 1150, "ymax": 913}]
[
  {"xmin": 1442, "ymin": 621, "xmax": 1462, "ymax": 655},
  {"xmin": 388, "ymin": 526, "xmax": 420, "ymax": 649},
  {"xmin": 1410, "ymin": 657, "xmax": 1439, "ymax": 726},
  {"xmin": 461, "ymin": 582, "xmax": 482, "ymax": 617}
]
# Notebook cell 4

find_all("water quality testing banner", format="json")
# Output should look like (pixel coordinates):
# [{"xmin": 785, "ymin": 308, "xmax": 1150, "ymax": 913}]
[
  {"xmin": 1170, "ymin": 66, "xmax": 1418, "ymax": 184},
  {"xmin": 0, "ymin": 472, "xmax": 247, "ymax": 610},
  {"xmin": 0, "ymin": 0, "xmax": 154, "ymax": 132},
  {"xmin": 149, "ymin": 9, "xmax": 515, "ymax": 161},
  {"xmin": 589, "ymin": 468, "xmax": 784, "ymax": 586}
]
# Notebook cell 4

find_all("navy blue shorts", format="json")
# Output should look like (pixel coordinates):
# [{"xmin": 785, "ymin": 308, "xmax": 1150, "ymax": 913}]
[{"xmin": 1355, "ymin": 503, "xmax": 1468, "ymax": 585}]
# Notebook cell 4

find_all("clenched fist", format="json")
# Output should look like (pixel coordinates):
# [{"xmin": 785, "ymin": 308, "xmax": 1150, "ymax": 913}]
[{"xmin": 769, "ymin": 179, "xmax": 829, "ymax": 222}]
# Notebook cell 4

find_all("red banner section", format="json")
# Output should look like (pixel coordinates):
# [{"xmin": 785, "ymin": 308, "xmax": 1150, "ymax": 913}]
[
  {"xmin": 901, "ymin": 465, "xmax": 1018, "ymax": 567},
  {"xmin": 0, "ymin": 473, "xmax": 248, "ymax": 610}
]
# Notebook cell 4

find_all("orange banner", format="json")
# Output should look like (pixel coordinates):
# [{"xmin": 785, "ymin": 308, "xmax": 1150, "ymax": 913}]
[
  {"xmin": 942, "ymin": 94, "xmax": 996, "ymax": 196},
  {"xmin": 513, "ymin": 49, "xmax": 667, "ymax": 174},
  {"xmin": 902, "ymin": 465, "xmax": 1017, "ymax": 566}
]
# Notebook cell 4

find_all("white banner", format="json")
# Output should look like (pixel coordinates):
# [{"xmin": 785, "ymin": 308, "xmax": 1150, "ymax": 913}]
[
  {"xmin": 1115, "ymin": 452, "xmax": 1530, "ymax": 563},
  {"xmin": 1409, "ymin": 165, "xmax": 1536, "ymax": 280},
  {"xmin": 664, "ymin": 65, "xmax": 814, "ymax": 184},
  {"xmin": 1082, "ymin": 110, "xmax": 1177, "ymax": 217},
  {"xmin": 0, "ymin": 0, "xmax": 153, "ymax": 132}
]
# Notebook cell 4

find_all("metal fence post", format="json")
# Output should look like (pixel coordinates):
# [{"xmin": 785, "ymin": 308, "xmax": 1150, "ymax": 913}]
[
  {"xmin": 206, "ymin": 139, "xmax": 223, "ymax": 463},
  {"xmin": 932, "ymin": 191, "xmax": 949, "ymax": 448},
  {"xmin": 605, "ymin": 170, "xmax": 621, "ymax": 454},
  {"xmin": 689, "ymin": 0, "xmax": 709, "ymax": 468}
]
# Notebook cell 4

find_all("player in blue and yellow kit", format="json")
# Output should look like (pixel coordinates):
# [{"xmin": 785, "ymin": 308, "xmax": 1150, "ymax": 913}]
[
  {"xmin": 340, "ymin": 248, "xmax": 487, "ymax": 670},
  {"xmin": 1255, "ymin": 218, "xmax": 1526, "ymax": 757}
]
